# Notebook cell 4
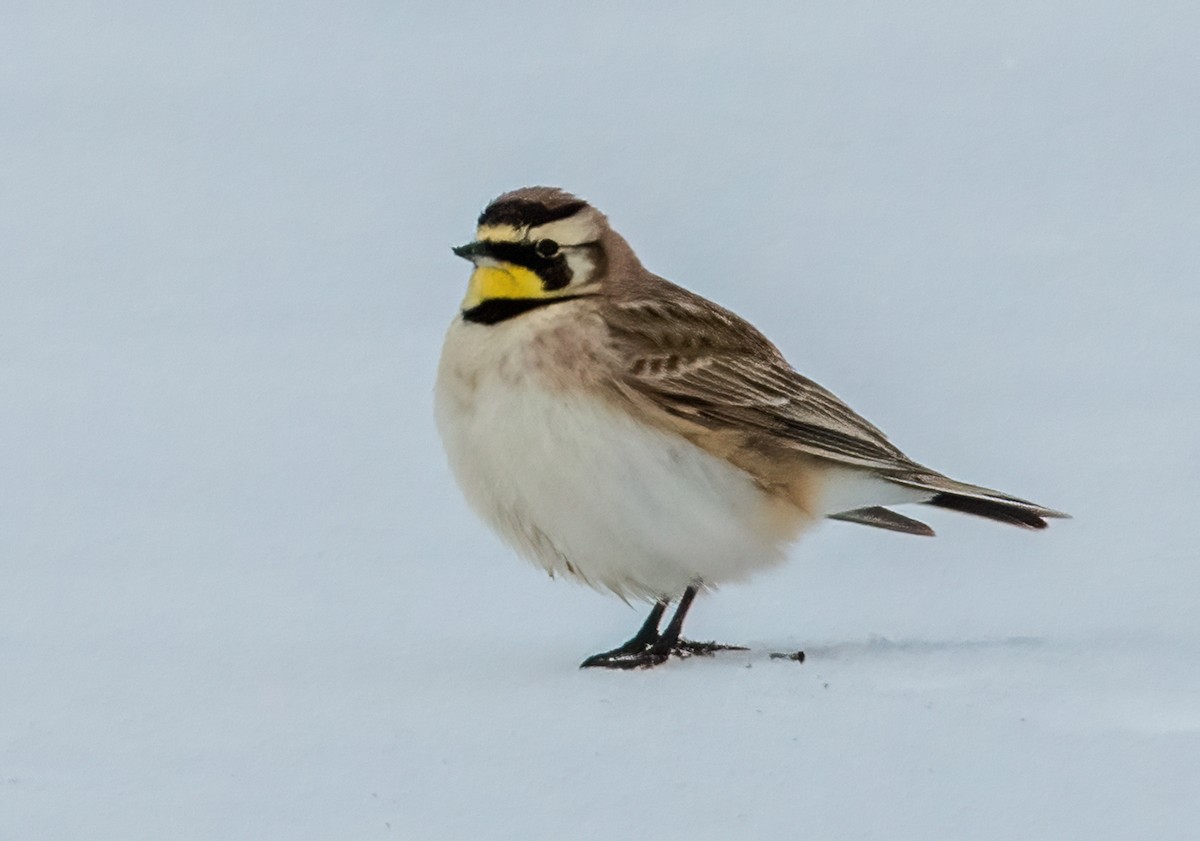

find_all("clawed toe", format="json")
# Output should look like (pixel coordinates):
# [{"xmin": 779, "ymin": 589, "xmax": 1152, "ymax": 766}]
[
  {"xmin": 673, "ymin": 639, "xmax": 748, "ymax": 656},
  {"xmin": 579, "ymin": 647, "xmax": 670, "ymax": 670}
]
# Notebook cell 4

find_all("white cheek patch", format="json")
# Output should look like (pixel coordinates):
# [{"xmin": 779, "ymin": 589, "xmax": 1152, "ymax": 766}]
[{"xmin": 564, "ymin": 249, "xmax": 596, "ymax": 286}]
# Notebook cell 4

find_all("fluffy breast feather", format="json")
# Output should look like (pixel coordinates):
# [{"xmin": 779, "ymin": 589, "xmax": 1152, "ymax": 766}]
[{"xmin": 434, "ymin": 307, "xmax": 815, "ymax": 600}]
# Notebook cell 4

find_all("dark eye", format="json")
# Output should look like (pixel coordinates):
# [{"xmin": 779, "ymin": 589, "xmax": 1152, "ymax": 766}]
[{"xmin": 535, "ymin": 238, "xmax": 560, "ymax": 258}]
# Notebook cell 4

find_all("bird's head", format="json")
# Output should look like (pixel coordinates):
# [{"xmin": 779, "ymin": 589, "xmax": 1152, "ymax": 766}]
[{"xmin": 453, "ymin": 187, "xmax": 626, "ymax": 320}]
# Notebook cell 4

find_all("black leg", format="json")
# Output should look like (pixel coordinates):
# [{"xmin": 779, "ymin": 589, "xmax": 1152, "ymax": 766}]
[
  {"xmin": 579, "ymin": 601, "xmax": 666, "ymax": 668},
  {"xmin": 652, "ymin": 585, "xmax": 698, "ymax": 651},
  {"xmin": 580, "ymin": 586, "xmax": 747, "ymax": 670},
  {"xmin": 626, "ymin": 600, "xmax": 667, "ymax": 648},
  {"xmin": 645, "ymin": 586, "xmax": 747, "ymax": 660}
]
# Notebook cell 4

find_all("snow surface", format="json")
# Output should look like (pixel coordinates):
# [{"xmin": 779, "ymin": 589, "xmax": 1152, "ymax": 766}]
[{"xmin": 4, "ymin": 3, "xmax": 1199, "ymax": 839}]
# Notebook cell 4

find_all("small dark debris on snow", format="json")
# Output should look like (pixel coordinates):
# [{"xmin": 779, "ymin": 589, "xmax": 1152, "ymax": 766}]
[{"xmin": 769, "ymin": 650, "xmax": 806, "ymax": 663}]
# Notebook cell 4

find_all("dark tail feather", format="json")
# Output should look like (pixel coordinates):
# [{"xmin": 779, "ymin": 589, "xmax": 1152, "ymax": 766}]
[
  {"xmin": 828, "ymin": 506, "xmax": 936, "ymax": 536},
  {"xmin": 889, "ymin": 473, "xmax": 1069, "ymax": 531},
  {"xmin": 925, "ymin": 493, "xmax": 1051, "ymax": 529}
]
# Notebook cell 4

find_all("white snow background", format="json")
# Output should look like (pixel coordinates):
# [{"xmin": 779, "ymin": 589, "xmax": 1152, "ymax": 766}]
[{"xmin": 3, "ymin": 3, "xmax": 1199, "ymax": 839}]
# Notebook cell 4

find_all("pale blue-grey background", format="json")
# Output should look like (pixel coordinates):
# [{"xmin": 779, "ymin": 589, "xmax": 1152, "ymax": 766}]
[{"xmin": 3, "ymin": 3, "xmax": 1198, "ymax": 839}]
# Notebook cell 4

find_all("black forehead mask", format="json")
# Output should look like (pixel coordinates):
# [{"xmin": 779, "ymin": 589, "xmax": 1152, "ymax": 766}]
[{"xmin": 478, "ymin": 199, "xmax": 588, "ymax": 229}]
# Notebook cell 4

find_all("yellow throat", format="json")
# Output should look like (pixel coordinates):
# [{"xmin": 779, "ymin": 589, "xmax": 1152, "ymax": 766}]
[{"xmin": 462, "ymin": 263, "xmax": 551, "ymax": 311}]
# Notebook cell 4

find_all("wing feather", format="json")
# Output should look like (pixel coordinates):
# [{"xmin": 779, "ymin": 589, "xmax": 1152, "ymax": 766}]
[{"xmin": 605, "ymin": 290, "xmax": 915, "ymax": 471}]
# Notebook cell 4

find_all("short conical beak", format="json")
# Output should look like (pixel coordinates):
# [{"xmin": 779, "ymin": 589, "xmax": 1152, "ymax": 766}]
[{"xmin": 452, "ymin": 241, "xmax": 487, "ymax": 261}]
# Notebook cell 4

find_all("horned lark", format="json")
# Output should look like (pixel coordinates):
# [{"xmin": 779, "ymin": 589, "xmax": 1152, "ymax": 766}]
[{"xmin": 435, "ymin": 187, "xmax": 1067, "ymax": 669}]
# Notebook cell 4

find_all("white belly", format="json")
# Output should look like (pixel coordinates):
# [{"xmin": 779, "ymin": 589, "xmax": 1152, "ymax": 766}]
[{"xmin": 434, "ymin": 316, "xmax": 808, "ymax": 601}]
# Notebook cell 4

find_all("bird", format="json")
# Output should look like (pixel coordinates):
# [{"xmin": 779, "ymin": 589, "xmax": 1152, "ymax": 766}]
[{"xmin": 434, "ymin": 186, "xmax": 1067, "ymax": 670}]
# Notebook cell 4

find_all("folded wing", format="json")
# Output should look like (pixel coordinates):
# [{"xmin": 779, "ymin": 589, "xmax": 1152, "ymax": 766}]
[{"xmin": 605, "ymin": 287, "xmax": 1068, "ymax": 532}]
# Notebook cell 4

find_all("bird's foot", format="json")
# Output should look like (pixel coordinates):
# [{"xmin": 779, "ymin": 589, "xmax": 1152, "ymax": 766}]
[
  {"xmin": 580, "ymin": 637, "xmax": 747, "ymax": 670},
  {"xmin": 579, "ymin": 640, "xmax": 658, "ymax": 669},
  {"xmin": 579, "ymin": 647, "xmax": 670, "ymax": 670}
]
